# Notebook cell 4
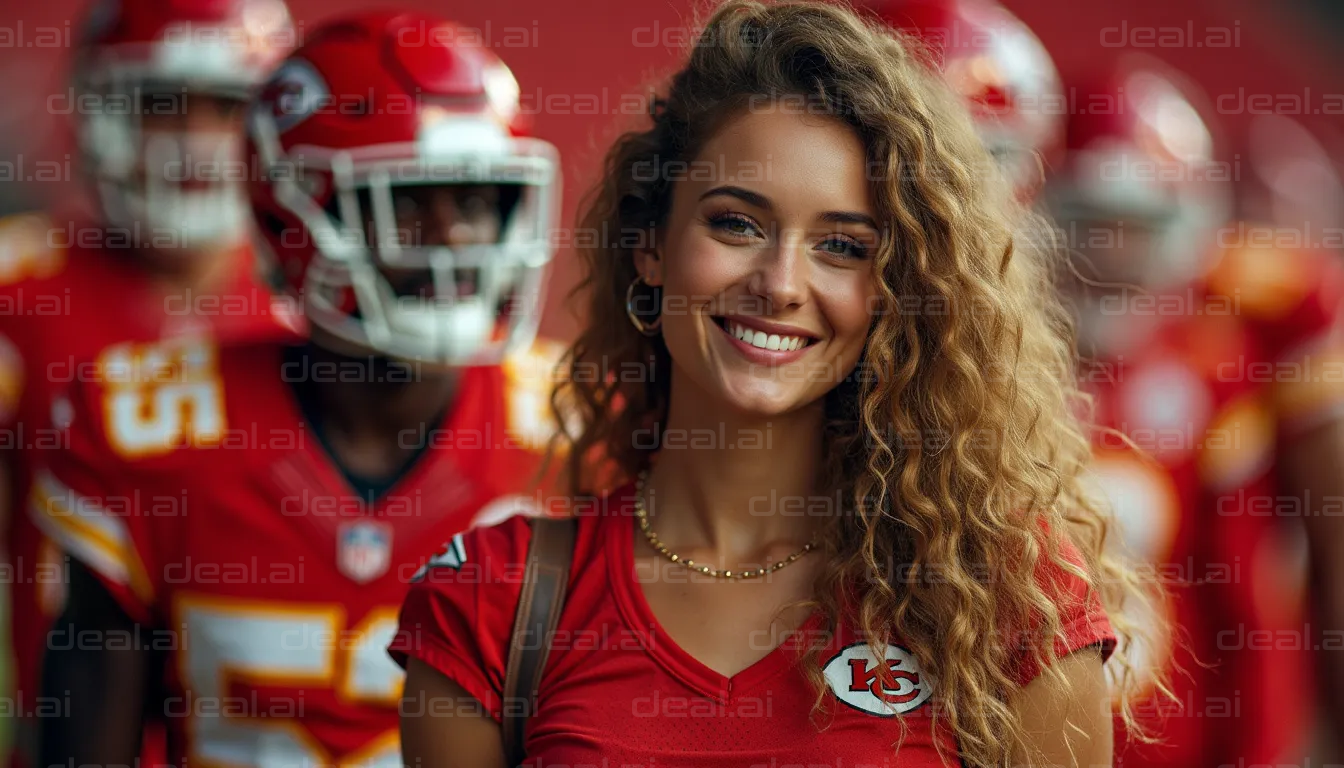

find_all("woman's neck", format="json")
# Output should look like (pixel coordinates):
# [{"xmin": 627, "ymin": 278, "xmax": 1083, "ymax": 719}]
[{"xmin": 643, "ymin": 371, "xmax": 828, "ymax": 560}]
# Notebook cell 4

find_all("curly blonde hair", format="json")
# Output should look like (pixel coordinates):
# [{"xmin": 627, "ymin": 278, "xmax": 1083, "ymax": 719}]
[{"xmin": 549, "ymin": 1, "xmax": 1162, "ymax": 763}]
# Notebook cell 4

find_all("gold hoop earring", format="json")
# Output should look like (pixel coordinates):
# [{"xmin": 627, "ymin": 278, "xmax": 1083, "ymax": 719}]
[{"xmin": 626, "ymin": 275, "xmax": 662, "ymax": 336}]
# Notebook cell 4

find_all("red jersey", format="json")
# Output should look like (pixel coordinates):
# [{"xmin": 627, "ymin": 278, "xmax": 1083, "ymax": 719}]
[
  {"xmin": 1084, "ymin": 240, "xmax": 1344, "ymax": 765},
  {"xmin": 391, "ymin": 487, "xmax": 1116, "ymax": 766},
  {"xmin": 0, "ymin": 210, "xmax": 299, "ymax": 730},
  {"xmin": 32, "ymin": 332, "xmax": 561, "ymax": 767}
]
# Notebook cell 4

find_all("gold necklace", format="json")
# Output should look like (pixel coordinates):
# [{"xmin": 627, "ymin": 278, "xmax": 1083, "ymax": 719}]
[{"xmin": 633, "ymin": 471, "xmax": 820, "ymax": 580}]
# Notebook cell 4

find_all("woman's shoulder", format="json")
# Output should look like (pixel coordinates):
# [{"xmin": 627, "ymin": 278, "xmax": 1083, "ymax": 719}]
[
  {"xmin": 410, "ymin": 487, "xmax": 631, "ymax": 592},
  {"xmin": 409, "ymin": 513, "xmax": 533, "ymax": 587},
  {"xmin": 390, "ymin": 494, "xmax": 630, "ymax": 706}
]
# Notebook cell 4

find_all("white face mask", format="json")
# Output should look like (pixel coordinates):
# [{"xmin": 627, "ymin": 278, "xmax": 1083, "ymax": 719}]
[
  {"xmin": 86, "ymin": 117, "xmax": 248, "ymax": 251},
  {"xmin": 136, "ymin": 130, "xmax": 247, "ymax": 250},
  {"xmin": 248, "ymin": 107, "xmax": 562, "ymax": 366},
  {"xmin": 298, "ymin": 238, "xmax": 549, "ymax": 367}
]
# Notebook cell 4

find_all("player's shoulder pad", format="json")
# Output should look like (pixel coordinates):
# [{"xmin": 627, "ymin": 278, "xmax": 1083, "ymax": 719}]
[
  {"xmin": 1204, "ymin": 241, "xmax": 1339, "ymax": 321},
  {"xmin": 501, "ymin": 337, "xmax": 571, "ymax": 453},
  {"xmin": 410, "ymin": 514, "xmax": 533, "ymax": 584},
  {"xmin": 70, "ymin": 334, "xmax": 231, "ymax": 465},
  {"xmin": 502, "ymin": 336, "xmax": 568, "ymax": 388},
  {"xmin": 1197, "ymin": 391, "xmax": 1275, "ymax": 493},
  {"xmin": 0, "ymin": 211, "xmax": 66, "ymax": 286}
]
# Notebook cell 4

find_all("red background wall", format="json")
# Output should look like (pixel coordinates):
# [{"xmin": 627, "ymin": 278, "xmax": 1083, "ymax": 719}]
[{"xmin": 1, "ymin": 0, "xmax": 1341, "ymax": 341}]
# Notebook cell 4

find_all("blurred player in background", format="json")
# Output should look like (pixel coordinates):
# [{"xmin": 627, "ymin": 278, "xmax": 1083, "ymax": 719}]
[
  {"xmin": 865, "ymin": 0, "xmax": 1065, "ymax": 202},
  {"xmin": 869, "ymin": 0, "xmax": 1344, "ymax": 763},
  {"xmin": 0, "ymin": 0, "xmax": 296, "ymax": 764},
  {"xmin": 1045, "ymin": 57, "xmax": 1344, "ymax": 765},
  {"xmin": 36, "ymin": 11, "xmax": 563, "ymax": 766},
  {"xmin": 1237, "ymin": 111, "xmax": 1344, "ymax": 758}
]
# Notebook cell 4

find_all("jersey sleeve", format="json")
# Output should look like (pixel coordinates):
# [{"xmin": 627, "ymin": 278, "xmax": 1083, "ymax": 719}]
[
  {"xmin": 26, "ymin": 375, "xmax": 169, "ymax": 625},
  {"xmin": 0, "ymin": 211, "xmax": 65, "ymax": 430},
  {"xmin": 1006, "ymin": 534, "xmax": 1117, "ymax": 688},
  {"xmin": 389, "ymin": 514, "xmax": 533, "ymax": 723}
]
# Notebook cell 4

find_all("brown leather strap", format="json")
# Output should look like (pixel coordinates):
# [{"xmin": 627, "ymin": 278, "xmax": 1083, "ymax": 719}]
[{"xmin": 502, "ymin": 515, "xmax": 577, "ymax": 767}]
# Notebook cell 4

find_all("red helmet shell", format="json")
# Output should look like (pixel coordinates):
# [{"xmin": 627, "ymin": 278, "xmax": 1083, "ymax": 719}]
[
  {"xmin": 76, "ymin": 0, "xmax": 294, "ymax": 86},
  {"xmin": 248, "ymin": 12, "xmax": 533, "ymax": 298},
  {"xmin": 1048, "ymin": 55, "xmax": 1231, "ymax": 288},
  {"xmin": 867, "ymin": 0, "xmax": 1064, "ymax": 198},
  {"xmin": 245, "ymin": 10, "xmax": 561, "ymax": 365}
]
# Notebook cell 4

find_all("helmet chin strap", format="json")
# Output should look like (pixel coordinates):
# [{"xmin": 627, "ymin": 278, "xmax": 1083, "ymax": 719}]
[
  {"xmin": 306, "ymin": 251, "xmax": 525, "ymax": 367},
  {"xmin": 381, "ymin": 295, "xmax": 494, "ymax": 363}
]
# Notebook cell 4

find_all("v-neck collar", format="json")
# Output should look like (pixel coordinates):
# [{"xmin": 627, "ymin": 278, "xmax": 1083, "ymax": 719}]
[
  {"xmin": 277, "ymin": 344, "xmax": 487, "ymax": 508},
  {"xmin": 603, "ymin": 484, "xmax": 823, "ymax": 703},
  {"xmin": 260, "ymin": 347, "xmax": 502, "ymax": 583}
]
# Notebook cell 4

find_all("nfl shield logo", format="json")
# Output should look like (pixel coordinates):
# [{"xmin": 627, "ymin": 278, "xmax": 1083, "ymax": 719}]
[{"xmin": 337, "ymin": 521, "xmax": 393, "ymax": 584}]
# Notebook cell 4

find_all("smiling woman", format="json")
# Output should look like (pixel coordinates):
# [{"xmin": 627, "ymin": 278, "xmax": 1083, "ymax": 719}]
[{"xmin": 393, "ymin": 1, "xmax": 1158, "ymax": 766}]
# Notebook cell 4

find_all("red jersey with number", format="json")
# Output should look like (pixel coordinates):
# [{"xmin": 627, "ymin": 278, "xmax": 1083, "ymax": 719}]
[
  {"xmin": 32, "ymin": 333, "xmax": 562, "ymax": 767},
  {"xmin": 1085, "ymin": 239, "xmax": 1344, "ymax": 766},
  {"xmin": 390, "ymin": 487, "xmax": 1116, "ymax": 766},
  {"xmin": 0, "ymin": 211, "xmax": 300, "ymax": 730}
]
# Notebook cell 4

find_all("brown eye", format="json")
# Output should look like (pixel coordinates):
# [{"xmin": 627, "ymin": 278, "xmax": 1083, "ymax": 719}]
[
  {"xmin": 816, "ymin": 235, "xmax": 869, "ymax": 260},
  {"xmin": 709, "ymin": 212, "xmax": 762, "ymax": 239}
]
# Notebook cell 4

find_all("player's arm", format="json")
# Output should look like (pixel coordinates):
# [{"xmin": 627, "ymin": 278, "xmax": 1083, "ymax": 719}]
[
  {"xmin": 0, "ymin": 454, "xmax": 10, "ymax": 536},
  {"xmin": 1259, "ymin": 251, "xmax": 1344, "ymax": 754},
  {"xmin": 29, "ymin": 352, "xmax": 176, "ymax": 766},
  {"xmin": 0, "ymin": 212, "xmax": 62, "ymax": 529},
  {"xmin": 1282, "ymin": 420, "xmax": 1344, "ymax": 751},
  {"xmin": 400, "ymin": 657, "xmax": 507, "ymax": 768},
  {"xmin": 1009, "ymin": 647, "xmax": 1112, "ymax": 767},
  {"xmin": 40, "ymin": 558, "xmax": 151, "ymax": 765}
]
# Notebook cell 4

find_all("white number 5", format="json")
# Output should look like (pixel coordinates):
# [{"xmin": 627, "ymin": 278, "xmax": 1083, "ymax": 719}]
[
  {"xmin": 100, "ymin": 338, "xmax": 226, "ymax": 458},
  {"xmin": 176, "ymin": 595, "xmax": 404, "ymax": 768}
]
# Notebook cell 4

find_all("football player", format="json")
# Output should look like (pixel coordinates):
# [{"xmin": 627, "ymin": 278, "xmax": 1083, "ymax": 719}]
[
  {"xmin": 865, "ymin": 0, "xmax": 1065, "ymax": 202},
  {"xmin": 1239, "ymin": 112, "xmax": 1344, "ymax": 758},
  {"xmin": 1044, "ymin": 58, "xmax": 1344, "ymax": 765},
  {"xmin": 34, "ymin": 11, "xmax": 564, "ymax": 767},
  {"xmin": 0, "ymin": 0, "xmax": 296, "ymax": 764},
  {"xmin": 870, "ymin": 0, "xmax": 1344, "ymax": 763}
]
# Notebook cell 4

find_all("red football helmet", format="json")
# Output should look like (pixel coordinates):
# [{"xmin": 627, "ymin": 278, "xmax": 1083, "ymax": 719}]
[
  {"xmin": 866, "ymin": 0, "xmax": 1064, "ymax": 198},
  {"xmin": 72, "ymin": 0, "xmax": 294, "ymax": 248},
  {"xmin": 1045, "ymin": 55, "xmax": 1232, "ymax": 289},
  {"xmin": 247, "ymin": 12, "xmax": 561, "ymax": 365}
]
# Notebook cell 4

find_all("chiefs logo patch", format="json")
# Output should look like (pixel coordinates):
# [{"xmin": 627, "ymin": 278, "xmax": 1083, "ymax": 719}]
[{"xmin": 822, "ymin": 642, "xmax": 934, "ymax": 716}]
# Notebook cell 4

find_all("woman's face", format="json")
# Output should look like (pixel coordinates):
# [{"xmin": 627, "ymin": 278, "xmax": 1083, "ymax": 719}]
[{"xmin": 642, "ymin": 107, "xmax": 883, "ymax": 417}]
